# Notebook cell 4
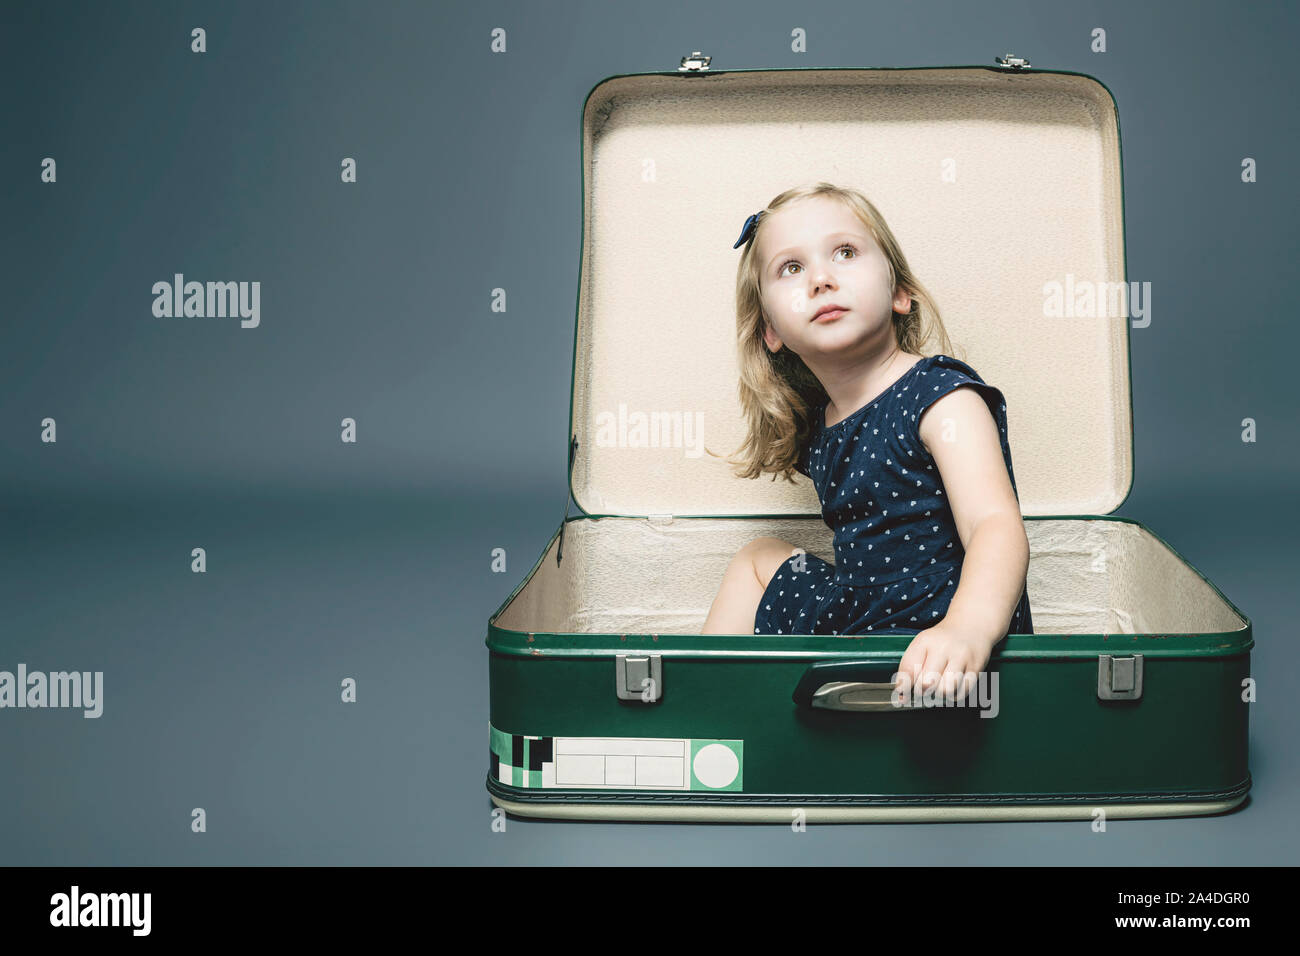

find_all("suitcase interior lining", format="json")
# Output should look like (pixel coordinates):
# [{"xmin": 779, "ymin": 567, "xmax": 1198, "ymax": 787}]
[
  {"xmin": 493, "ymin": 517, "xmax": 1246, "ymax": 637},
  {"xmin": 572, "ymin": 69, "xmax": 1131, "ymax": 521}
]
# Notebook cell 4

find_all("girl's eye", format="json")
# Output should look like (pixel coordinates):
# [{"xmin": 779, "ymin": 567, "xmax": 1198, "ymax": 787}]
[{"xmin": 777, "ymin": 244, "xmax": 859, "ymax": 278}]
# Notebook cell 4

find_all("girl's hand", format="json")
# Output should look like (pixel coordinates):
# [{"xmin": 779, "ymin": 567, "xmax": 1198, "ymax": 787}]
[{"xmin": 893, "ymin": 622, "xmax": 996, "ymax": 707}]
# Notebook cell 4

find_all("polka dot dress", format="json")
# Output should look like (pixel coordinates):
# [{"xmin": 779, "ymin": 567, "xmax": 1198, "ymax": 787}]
[{"xmin": 754, "ymin": 354, "xmax": 1034, "ymax": 637}]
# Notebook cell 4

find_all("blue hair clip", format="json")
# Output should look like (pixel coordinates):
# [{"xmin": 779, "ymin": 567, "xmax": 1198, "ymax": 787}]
[{"xmin": 732, "ymin": 211, "xmax": 764, "ymax": 249}]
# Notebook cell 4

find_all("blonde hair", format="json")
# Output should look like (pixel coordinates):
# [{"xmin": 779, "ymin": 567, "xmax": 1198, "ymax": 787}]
[{"xmin": 709, "ymin": 182, "xmax": 962, "ymax": 483}]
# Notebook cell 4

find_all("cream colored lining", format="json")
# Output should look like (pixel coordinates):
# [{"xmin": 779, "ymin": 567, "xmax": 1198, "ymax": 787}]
[
  {"xmin": 571, "ymin": 69, "xmax": 1130, "ymax": 518},
  {"xmin": 493, "ymin": 517, "xmax": 1246, "ymax": 637}
]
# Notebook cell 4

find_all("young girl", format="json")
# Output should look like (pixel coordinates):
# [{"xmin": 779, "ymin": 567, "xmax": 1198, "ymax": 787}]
[{"xmin": 702, "ymin": 183, "xmax": 1033, "ymax": 703}]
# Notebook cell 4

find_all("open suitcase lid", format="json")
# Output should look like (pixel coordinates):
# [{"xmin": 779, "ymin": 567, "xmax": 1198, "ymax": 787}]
[{"xmin": 567, "ymin": 61, "xmax": 1133, "ymax": 519}]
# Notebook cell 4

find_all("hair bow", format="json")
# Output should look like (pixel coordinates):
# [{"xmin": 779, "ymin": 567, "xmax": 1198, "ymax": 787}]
[{"xmin": 732, "ymin": 211, "xmax": 764, "ymax": 249}]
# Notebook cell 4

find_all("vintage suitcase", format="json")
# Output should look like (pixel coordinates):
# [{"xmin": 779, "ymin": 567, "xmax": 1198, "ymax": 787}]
[{"xmin": 485, "ymin": 55, "xmax": 1252, "ymax": 822}]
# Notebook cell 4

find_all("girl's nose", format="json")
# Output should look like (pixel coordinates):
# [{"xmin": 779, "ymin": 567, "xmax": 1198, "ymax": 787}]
[{"xmin": 812, "ymin": 273, "xmax": 836, "ymax": 294}]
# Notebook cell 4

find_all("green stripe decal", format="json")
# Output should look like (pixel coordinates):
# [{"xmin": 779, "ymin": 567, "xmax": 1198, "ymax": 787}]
[{"xmin": 490, "ymin": 723, "xmax": 743, "ymax": 791}]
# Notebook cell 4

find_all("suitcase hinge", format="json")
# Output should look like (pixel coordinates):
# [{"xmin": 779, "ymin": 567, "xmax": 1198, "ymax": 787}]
[
  {"xmin": 678, "ymin": 51, "xmax": 711, "ymax": 72},
  {"xmin": 1097, "ymin": 654, "xmax": 1143, "ymax": 700},
  {"xmin": 648, "ymin": 513, "xmax": 674, "ymax": 526},
  {"xmin": 994, "ymin": 53, "xmax": 1032, "ymax": 70},
  {"xmin": 616, "ymin": 653, "xmax": 663, "ymax": 702}
]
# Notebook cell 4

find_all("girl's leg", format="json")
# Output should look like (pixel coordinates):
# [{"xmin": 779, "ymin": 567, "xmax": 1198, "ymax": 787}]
[{"xmin": 701, "ymin": 537, "xmax": 800, "ymax": 635}]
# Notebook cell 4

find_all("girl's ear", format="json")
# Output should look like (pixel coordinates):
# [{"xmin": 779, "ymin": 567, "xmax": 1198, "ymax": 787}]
[
  {"xmin": 892, "ymin": 287, "xmax": 913, "ymax": 315},
  {"xmin": 762, "ymin": 322, "xmax": 783, "ymax": 353}
]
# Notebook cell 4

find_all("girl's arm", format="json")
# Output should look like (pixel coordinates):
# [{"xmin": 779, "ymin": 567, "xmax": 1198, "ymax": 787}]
[{"xmin": 896, "ymin": 386, "xmax": 1030, "ymax": 702}]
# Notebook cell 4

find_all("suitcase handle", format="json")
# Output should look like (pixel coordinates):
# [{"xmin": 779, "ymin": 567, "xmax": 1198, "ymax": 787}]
[{"xmin": 792, "ymin": 660, "xmax": 923, "ymax": 711}]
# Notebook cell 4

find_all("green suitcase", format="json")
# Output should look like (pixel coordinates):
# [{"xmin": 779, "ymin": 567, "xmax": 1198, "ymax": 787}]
[{"xmin": 486, "ymin": 55, "xmax": 1252, "ymax": 822}]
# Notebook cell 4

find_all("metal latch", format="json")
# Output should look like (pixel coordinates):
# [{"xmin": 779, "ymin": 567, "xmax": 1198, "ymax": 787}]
[
  {"xmin": 678, "ymin": 51, "xmax": 711, "ymax": 72},
  {"xmin": 994, "ymin": 53, "xmax": 1032, "ymax": 69},
  {"xmin": 1098, "ymin": 654, "xmax": 1143, "ymax": 700},
  {"xmin": 616, "ymin": 653, "xmax": 663, "ymax": 702},
  {"xmin": 647, "ymin": 513, "xmax": 673, "ymax": 527}
]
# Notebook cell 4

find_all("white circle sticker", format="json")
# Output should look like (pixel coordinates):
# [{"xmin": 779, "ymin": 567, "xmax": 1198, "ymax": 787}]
[{"xmin": 692, "ymin": 743, "xmax": 739, "ymax": 788}]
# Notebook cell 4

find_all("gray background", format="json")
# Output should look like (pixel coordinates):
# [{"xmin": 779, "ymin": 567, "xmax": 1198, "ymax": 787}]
[{"xmin": 1, "ymin": 0, "xmax": 1295, "ymax": 864}]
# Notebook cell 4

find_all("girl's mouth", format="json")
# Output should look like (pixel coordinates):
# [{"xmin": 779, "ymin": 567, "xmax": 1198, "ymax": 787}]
[{"xmin": 812, "ymin": 308, "xmax": 847, "ymax": 322}]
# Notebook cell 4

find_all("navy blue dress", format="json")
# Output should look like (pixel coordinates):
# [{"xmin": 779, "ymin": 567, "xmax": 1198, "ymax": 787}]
[{"xmin": 754, "ymin": 354, "xmax": 1033, "ymax": 637}]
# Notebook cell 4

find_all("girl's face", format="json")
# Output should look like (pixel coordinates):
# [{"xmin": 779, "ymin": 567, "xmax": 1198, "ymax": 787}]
[{"xmin": 755, "ymin": 196, "xmax": 911, "ymax": 358}]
